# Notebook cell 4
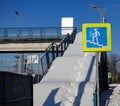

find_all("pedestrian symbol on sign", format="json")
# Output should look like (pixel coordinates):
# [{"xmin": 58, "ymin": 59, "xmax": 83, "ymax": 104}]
[{"xmin": 92, "ymin": 28, "xmax": 100, "ymax": 45}]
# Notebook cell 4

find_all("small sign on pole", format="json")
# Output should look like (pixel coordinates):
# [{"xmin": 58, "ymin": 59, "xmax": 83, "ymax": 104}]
[
  {"xmin": 82, "ymin": 23, "xmax": 112, "ymax": 52},
  {"xmin": 108, "ymin": 72, "xmax": 112, "ymax": 78}
]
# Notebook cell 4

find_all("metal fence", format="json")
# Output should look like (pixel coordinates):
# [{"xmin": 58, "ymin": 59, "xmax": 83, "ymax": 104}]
[
  {"xmin": 0, "ymin": 27, "xmax": 75, "ymax": 40},
  {"xmin": 0, "ymin": 72, "xmax": 33, "ymax": 106}
]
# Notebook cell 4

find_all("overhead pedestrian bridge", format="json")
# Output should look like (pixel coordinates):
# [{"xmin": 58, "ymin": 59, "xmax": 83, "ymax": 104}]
[{"xmin": 0, "ymin": 27, "xmax": 76, "ymax": 52}]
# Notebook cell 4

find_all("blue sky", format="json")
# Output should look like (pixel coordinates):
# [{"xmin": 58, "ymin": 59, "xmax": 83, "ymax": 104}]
[{"xmin": 0, "ymin": 0, "xmax": 120, "ymax": 54}]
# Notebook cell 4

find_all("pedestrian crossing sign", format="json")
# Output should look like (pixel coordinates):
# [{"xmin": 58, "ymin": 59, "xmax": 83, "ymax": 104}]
[{"xmin": 82, "ymin": 23, "xmax": 112, "ymax": 52}]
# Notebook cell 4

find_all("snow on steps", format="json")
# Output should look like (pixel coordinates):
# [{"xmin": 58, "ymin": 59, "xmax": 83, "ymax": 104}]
[{"xmin": 34, "ymin": 32, "xmax": 96, "ymax": 106}]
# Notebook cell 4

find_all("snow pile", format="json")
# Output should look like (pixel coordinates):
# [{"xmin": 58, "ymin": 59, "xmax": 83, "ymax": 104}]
[
  {"xmin": 108, "ymin": 84, "xmax": 120, "ymax": 106},
  {"xmin": 34, "ymin": 32, "xmax": 96, "ymax": 106},
  {"xmin": 100, "ymin": 84, "xmax": 120, "ymax": 106}
]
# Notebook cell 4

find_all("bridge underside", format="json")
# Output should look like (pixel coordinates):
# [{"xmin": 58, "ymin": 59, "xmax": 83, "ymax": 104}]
[{"xmin": 0, "ymin": 39, "xmax": 61, "ymax": 52}]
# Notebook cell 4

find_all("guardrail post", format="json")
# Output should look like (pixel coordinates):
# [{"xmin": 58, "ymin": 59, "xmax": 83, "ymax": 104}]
[
  {"xmin": 46, "ymin": 52, "xmax": 50, "ymax": 69},
  {"xmin": 56, "ymin": 46, "xmax": 59, "ymax": 57},
  {"xmin": 52, "ymin": 44, "xmax": 55, "ymax": 60},
  {"xmin": 41, "ymin": 59, "xmax": 44, "ymax": 75},
  {"xmin": 67, "ymin": 33, "xmax": 70, "ymax": 45},
  {"xmin": 64, "ymin": 39, "xmax": 66, "ymax": 50},
  {"xmin": 61, "ymin": 42, "xmax": 63, "ymax": 56}
]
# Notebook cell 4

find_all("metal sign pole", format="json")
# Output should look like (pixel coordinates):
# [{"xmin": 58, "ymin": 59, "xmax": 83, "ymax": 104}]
[{"xmin": 96, "ymin": 52, "xmax": 100, "ymax": 106}]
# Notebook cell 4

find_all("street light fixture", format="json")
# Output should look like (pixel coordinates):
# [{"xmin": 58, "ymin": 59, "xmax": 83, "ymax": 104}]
[
  {"xmin": 15, "ymin": 10, "xmax": 20, "ymax": 27},
  {"xmin": 89, "ymin": 4, "xmax": 103, "ymax": 22}
]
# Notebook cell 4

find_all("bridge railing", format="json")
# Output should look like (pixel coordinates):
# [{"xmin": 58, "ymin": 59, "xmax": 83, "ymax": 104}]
[
  {"xmin": 31, "ymin": 28, "xmax": 77, "ymax": 82},
  {"xmin": 0, "ymin": 27, "xmax": 76, "ymax": 40}
]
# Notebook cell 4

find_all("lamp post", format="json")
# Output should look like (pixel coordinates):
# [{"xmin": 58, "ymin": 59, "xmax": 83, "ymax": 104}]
[
  {"xmin": 89, "ymin": 4, "xmax": 104, "ymax": 106},
  {"xmin": 89, "ymin": 5, "xmax": 109, "ymax": 106}
]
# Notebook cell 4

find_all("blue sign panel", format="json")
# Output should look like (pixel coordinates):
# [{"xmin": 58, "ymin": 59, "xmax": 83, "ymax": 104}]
[{"xmin": 86, "ymin": 27, "xmax": 107, "ymax": 48}]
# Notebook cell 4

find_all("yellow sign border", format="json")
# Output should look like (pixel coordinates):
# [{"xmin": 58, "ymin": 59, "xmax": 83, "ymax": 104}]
[{"xmin": 82, "ymin": 23, "xmax": 112, "ymax": 52}]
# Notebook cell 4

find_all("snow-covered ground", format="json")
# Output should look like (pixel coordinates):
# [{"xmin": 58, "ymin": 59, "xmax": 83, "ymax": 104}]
[
  {"xmin": 34, "ymin": 32, "xmax": 96, "ymax": 106},
  {"xmin": 101, "ymin": 84, "xmax": 120, "ymax": 106}
]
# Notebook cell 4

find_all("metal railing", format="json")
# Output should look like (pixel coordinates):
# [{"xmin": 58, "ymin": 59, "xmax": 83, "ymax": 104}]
[
  {"xmin": 0, "ymin": 27, "xmax": 76, "ymax": 40},
  {"xmin": 31, "ymin": 28, "xmax": 77, "ymax": 82}
]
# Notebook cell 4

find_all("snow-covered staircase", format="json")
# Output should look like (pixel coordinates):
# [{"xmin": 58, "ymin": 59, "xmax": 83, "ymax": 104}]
[{"xmin": 34, "ymin": 32, "xmax": 96, "ymax": 106}]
